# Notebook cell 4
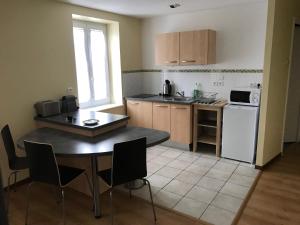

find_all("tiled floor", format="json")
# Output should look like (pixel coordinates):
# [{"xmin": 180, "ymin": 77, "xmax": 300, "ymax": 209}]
[{"xmin": 118, "ymin": 145, "xmax": 259, "ymax": 225}]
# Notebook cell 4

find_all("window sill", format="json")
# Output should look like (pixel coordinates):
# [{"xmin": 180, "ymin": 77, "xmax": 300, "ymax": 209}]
[{"xmin": 81, "ymin": 103, "xmax": 124, "ymax": 112}]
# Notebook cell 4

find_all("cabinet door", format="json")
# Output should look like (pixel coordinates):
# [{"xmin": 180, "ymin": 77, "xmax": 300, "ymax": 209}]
[
  {"xmin": 153, "ymin": 103, "xmax": 171, "ymax": 132},
  {"xmin": 171, "ymin": 104, "xmax": 192, "ymax": 144},
  {"xmin": 140, "ymin": 102, "xmax": 153, "ymax": 128},
  {"xmin": 127, "ymin": 100, "xmax": 141, "ymax": 126},
  {"xmin": 127, "ymin": 101, "xmax": 153, "ymax": 128},
  {"xmin": 179, "ymin": 30, "xmax": 216, "ymax": 65},
  {"xmin": 155, "ymin": 32, "xmax": 179, "ymax": 65}
]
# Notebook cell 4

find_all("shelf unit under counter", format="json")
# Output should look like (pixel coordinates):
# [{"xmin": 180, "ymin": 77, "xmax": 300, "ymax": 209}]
[{"xmin": 193, "ymin": 100, "xmax": 227, "ymax": 157}]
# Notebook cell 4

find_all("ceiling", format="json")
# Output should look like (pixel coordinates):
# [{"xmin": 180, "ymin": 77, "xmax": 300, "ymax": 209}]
[{"xmin": 59, "ymin": 0, "xmax": 265, "ymax": 18}]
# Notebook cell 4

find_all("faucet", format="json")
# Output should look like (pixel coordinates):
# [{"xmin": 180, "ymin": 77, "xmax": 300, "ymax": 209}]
[{"xmin": 176, "ymin": 91, "xmax": 185, "ymax": 97}]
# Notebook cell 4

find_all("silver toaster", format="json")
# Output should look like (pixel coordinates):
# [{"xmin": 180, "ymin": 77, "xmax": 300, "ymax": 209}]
[{"xmin": 34, "ymin": 100, "xmax": 61, "ymax": 117}]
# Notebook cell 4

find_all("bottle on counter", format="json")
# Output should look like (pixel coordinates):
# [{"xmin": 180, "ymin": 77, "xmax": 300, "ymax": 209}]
[{"xmin": 192, "ymin": 83, "xmax": 202, "ymax": 99}]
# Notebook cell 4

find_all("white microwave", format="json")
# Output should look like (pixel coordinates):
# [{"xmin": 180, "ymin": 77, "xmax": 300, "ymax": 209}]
[{"xmin": 230, "ymin": 89, "xmax": 261, "ymax": 106}]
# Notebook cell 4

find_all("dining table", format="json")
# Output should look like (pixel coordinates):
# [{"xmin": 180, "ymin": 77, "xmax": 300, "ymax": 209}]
[{"xmin": 17, "ymin": 126, "xmax": 170, "ymax": 218}]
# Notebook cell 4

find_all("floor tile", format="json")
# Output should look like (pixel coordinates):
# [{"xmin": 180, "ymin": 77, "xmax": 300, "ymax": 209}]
[
  {"xmin": 163, "ymin": 179, "xmax": 193, "ymax": 196},
  {"xmin": 235, "ymin": 165, "xmax": 259, "ymax": 177},
  {"xmin": 174, "ymin": 197, "xmax": 208, "ymax": 219},
  {"xmin": 176, "ymin": 171, "xmax": 202, "ymax": 185},
  {"xmin": 213, "ymin": 161, "xmax": 238, "ymax": 173},
  {"xmin": 154, "ymin": 190, "xmax": 182, "ymax": 208},
  {"xmin": 177, "ymin": 153, "xmax": 200, "ymax": 163},
  {"xmin": 132, "ymin": 185, "xmax": 160, "ymax": 201},
  {"xmin": 186, "ymin": 186, "xmax": 217, "ymax": 204},
  {"xmin": 197, "ymin": 176, "xmax": 225, "ymax": 192},
  {"xmin": 220, "ymin": 182, "xmax": 250, "ymax": 199},
  {"xmin": 168, "ymin": 159, "xmax": 191, "ymax": 170},
  {"xmin": 211, "ymin": 193, "xmax": 243, "ymax": 213},
  {"xmin": 201, "ymin": 205, "xmax": 235, "ymax": 225},
  {"xmin": 185, "ymin": 164, "xmax": 210, "ymax": 175},
  {"xmin": 193, "ymin": 157, "xmax": 218, "ymax": 168},
  {"xmin": 147, "ymin": 174, "xmax": 172, "ymax": 189},
  {"xmin": 156, "ymin": 166, "xmax": 182, "ymax": 179},
  {"xmin": 147, "ymin": 152, "xmax": 158, "ymax": 161},
  {"xmin": 220, "ymin": 158, "xmax": 240, "ymax": 165},
  {"xmin": 151, "ymin": 155, "xmax": 174, "ymax": 165},
  {"xmin": 147, "ymin": 162, "xmax": 164, "ymax": 174},
  {"xmin": 229, "ymin": 173, "xmax": 256, "ymax": 187},
  {"xmin": 205, "ymin": 168, "xmax": 232, "ymax": 181},
  {"xmin": 161, "ymin": 149, "xmax": 183, "ymax": 159}
]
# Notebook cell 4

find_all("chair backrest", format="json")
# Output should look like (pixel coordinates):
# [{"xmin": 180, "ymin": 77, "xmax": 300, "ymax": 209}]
[
  {"xmin": 0, "ymin": 167, "xmax": 9, "ymax": 225},
  {"xmin": 24, "ymin": 141, "xmax": 61, "ymax": 186},
  {"xmin": 111, "ymin": 137, "xmax": 147, "ymax": 186},
  {"xmin": 1, "ymin": 125, "xmax": 17, "ymax": 170}
]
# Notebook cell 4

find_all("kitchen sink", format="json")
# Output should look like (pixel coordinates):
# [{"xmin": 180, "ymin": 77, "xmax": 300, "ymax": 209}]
[{"xmin": 163, "ymin": 97, "xmax": 194, "ymax": 102}]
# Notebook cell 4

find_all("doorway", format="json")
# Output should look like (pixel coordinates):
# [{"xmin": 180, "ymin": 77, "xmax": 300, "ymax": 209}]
[{"xmin": 284, "ymin": 23, "xmax": 300, "ymax": 143}]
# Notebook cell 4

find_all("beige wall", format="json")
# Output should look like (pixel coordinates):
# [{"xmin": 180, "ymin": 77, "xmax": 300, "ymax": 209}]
[
  {"xmin": 256, "ymin": 0, "xmax": 300, "ymax": 166},
  {"xmin": 0, "ymin": 0, "xmax": 141, "ymax": 185}
]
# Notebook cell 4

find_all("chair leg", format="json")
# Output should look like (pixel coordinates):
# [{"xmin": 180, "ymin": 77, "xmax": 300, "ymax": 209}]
[
  {"xmin": 25, "ymin": 182, "xmax": 33, "ymax": 225},
  {"xmin": 13, "ymin": 172, "xmax": 17, "ymax": 192},
  {"xmin": 144, "ymin": 179, "xmax": 157, "ymax": 223},
  {"xmin": 6, "ymin": 172, "xmax": 14, "ymax": 213},
  {"xmin": 61, "ymin": 188, "xmax": 66, "ymax": 225},
  {"xmin": 110, "ymin": 188, "xmax": 114, "ymax": 225}
]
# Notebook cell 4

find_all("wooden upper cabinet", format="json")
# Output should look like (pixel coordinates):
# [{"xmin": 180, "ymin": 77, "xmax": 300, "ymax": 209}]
[
  {"xmin": 155, "ymin": 32, "xmax": 179, "ymax": 66},
  {"xmin": 180, "ymin": 30, "xmax": 216, "ymax": 65},
  {"xmin": 155, "ymin": 30, "xmax": 216, "ymax": 66}
]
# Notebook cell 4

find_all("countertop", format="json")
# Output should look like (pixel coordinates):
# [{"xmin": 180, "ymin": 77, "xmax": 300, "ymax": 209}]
[
  {"xmin": 126, "ymin": 94, "xmax": 196, "ymax": 105},
  {"xmin": 35, "ymin": 110, "xmax": 129, "ymax": 131}
]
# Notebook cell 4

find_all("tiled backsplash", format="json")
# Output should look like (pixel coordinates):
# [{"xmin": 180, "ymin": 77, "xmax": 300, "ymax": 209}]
[{"xmin": 122, "ymin": 70, "xmax": 263, "ymax": 101}]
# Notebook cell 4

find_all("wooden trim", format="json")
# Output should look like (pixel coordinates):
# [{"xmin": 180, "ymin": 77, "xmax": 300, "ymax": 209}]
[
  {"xmin": 3, "ymin": 177, "xmax": 31, "ymax": 191},
  {"xmin": 36, "ymin": 120, "xmax": 128, "ymax": 137},
  {"xmin": 231, "ymin": 170, "xmax": 262, "ymax": 225},
  {"xmin": 255, "ymin": 152, "xmax": 282, "ymax": 170}
]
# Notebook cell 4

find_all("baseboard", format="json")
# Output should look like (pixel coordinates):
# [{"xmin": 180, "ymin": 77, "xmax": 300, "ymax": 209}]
[{"xmin": 4, "ymin": 178, "xmax": 31, "ymax": 191}]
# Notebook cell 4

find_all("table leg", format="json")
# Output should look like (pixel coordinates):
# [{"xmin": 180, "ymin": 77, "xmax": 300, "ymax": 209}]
[{"xmin": 91, "ymin": 156, "xmax": 101, "ymax": 218}]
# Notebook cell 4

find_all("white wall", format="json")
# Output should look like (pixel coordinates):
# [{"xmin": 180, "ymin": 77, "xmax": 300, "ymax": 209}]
[{"xmin": 122, "ymin": 1, "xmax": 268, "ymax": 99}]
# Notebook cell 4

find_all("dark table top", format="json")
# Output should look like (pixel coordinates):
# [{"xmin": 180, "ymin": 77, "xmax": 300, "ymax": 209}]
[
  {"xmin": 35, "ymin": 110, "xmax": 129, "ymax": 131},
  {"xmin": 17, "ymin": 127, "xmax": 170, "ymax": 156}
]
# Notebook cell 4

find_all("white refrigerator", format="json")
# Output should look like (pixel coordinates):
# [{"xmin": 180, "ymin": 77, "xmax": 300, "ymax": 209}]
[{"xmin": 221, "ymin": 104, "xmax": 259, "ymax": 163}]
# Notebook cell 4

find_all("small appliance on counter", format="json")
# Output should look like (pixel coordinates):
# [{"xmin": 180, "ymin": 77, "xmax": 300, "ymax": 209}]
[
  {"xmin": 221, "ymin": 88, "xmax": 261, "ymax": 163},
  {"xmin": 61, "ymin": 95, "xmax": 78, "ymax": 113},
  {"xmin": 163, "ymin": 80, "xmax": 172, "ymax": 96},
  {"xmin": 34, "ymin": 100, "xmax": 61, "ymax": 117}
]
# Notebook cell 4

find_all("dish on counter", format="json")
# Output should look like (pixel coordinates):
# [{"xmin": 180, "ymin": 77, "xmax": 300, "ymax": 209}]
[{"xmin": 83, "ymin": 119, "xmax": 99, "ymax": 126}]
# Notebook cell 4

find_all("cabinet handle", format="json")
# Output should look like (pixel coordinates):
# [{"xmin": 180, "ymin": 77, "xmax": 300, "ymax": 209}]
[
  {"xmin": 173, "ymin": 107, "xmax": 187, "ymax": 110},
  {"xmin": 181, "ymin": 60, "xmax": 196, "ymax": 63},
  {"xmin": 129, "ymin": 102, "xmax": 140, "ymax": 105},
  {"xmin": 165, "ymin": 60, "xmax": 178, "ymax": 63},
  {"xmin": 155, "ymin": 105, "xmax": 169, "ymax": 107}
]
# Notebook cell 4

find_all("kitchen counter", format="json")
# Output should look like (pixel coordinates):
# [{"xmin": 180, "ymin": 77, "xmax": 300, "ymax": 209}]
[
  {"xmin": 126, "ymin": 94, "xmax": 196, "ymax": 105},
  {"xmin": 35, "ymin": 110, "xmax": 129, "ymax": 137}
]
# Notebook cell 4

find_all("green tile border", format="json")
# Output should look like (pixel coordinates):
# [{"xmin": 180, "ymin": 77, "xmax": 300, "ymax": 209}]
[{"xmin": 122, "ymin": 69, "xmax": 263, "ymax": 74}]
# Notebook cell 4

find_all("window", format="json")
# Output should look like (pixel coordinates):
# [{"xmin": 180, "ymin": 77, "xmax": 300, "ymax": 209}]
[{"xmin": 72, "ymin": 21, "xmax": 110, "ymax": 108}]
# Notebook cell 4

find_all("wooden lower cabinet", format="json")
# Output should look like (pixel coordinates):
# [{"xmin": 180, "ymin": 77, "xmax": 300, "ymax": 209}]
[
  {"xmin": 127, "ymin": 100, "xmax": 153, "ymax": 128},
  {"xmin": 152, "ymin": 103, "xmax": 171, "ymax": 132},
  {"xmin": 127, "ymin": 100, "xmax": 193, "ymax": 145},
  {"xmin": 171, "ymin": 104, "xmax": 192, "ymax": 144}
]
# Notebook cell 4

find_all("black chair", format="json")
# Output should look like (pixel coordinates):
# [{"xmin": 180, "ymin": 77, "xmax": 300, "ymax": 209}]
[
  {"xmin": 0, "ymin": 167, "xmax": 9, "ymax": 225},
  {"xmin": 24, "ymin": 141, "xmax": 92, "ymax": 225},
  {"xmin": 97, "ymin": 137, "xmax": 156, "ymax": 225},
  {"xmin": 1, "ymin": 125, "xmax": 28, "ymax": 211}
]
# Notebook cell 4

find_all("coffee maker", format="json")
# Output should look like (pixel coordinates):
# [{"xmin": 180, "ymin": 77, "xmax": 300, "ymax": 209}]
[{"xmin": 163, "ymin": 80, "xmax": 172, "ymax": 96}]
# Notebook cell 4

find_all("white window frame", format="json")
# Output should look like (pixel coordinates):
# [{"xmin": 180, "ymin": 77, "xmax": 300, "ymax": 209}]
[{"xmin": 73, "ymin": 20, "xmax": 110, "ymax": 108}]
